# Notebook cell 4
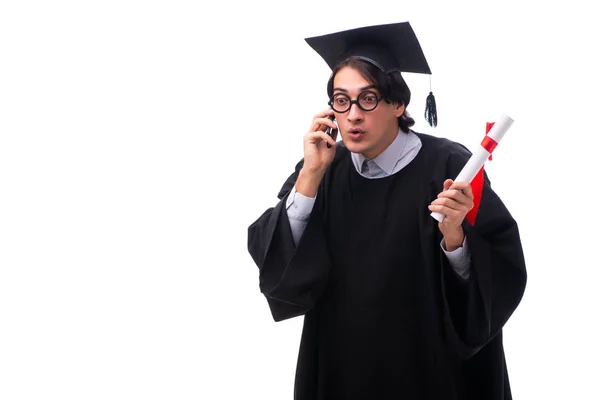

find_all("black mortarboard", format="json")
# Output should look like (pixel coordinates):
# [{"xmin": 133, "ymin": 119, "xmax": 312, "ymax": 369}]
[{"xmin": 305, "ymin": 21, "xmax": 438, "ymax": 127}]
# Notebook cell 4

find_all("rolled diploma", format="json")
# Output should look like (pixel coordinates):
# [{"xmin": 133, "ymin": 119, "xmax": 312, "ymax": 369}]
[{"xmin": 430, "ymin": 114, "xmax": 514, "ymax": 223}]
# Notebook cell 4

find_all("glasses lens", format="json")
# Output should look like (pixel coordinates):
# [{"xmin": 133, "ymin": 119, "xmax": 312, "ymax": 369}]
[
  {"xmin": 358, "ymin": 92, "xmax": 379, "ymax": 111},
  {"xmin": 331, "ymin": 94, "xmax": 350, "ymax": 112}
]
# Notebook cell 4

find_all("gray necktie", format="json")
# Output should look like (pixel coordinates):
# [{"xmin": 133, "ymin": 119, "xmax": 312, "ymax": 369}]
[
  {"xmin": 361, "ymin": 160, "xmax": 370, "ymax": 174},
  {"xmin": 361, "ymin": 159, "xmax": 387, "ymax": 178}
]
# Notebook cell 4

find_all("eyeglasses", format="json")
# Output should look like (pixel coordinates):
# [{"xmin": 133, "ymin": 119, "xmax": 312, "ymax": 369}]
[{"xmin": 328, "ymin": 90, "xmax": 383, "ymax": 113}]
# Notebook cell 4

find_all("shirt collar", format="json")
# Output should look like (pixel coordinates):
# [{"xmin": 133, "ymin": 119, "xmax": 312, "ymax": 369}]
[{"xmin": 352, "ymin": 129, "xmax": 409, "ymax": 175}]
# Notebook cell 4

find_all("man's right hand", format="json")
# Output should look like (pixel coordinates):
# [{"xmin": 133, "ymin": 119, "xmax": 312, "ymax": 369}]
[
  {"xmin": 303, "ymin": 109, "xmax": 338, "ymax": 173},
  {"xmin": 296, "ymin": 109, "xmax": 338, "ymax": 198}
]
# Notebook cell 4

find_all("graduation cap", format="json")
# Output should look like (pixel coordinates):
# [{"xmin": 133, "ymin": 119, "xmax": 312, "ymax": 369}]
[{"xmin": 305, "ymin": 21, "xmax": 438, "ymax": 127}]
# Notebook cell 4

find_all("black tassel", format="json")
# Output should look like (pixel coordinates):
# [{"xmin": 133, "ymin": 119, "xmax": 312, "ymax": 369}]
[{"xmin": 424, "ymin": 91, "xmax": 437, "ymax": 127}]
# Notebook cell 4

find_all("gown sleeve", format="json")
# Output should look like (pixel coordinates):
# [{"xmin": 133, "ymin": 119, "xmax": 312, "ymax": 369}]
[
  {"xmin": 247, "ymin": 159, "xmax": 331, "ymax": 322},
  {"xmin": 436, "ymin": 143, "xmax": 527, "ymax": 360}
]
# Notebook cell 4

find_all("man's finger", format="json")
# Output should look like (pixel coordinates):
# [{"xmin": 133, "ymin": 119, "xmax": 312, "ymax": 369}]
[
  {"xmin": 437, "ymin": 189, "xmax": 472, "ymax": 203},
  {"xmin": 428, "ymin": 204, "xmax": 462, "ymax": 218},
  {"xmin": 430, "ymin": 197, "xmax": 462, "ymax": 211},
  {"xmin": 450, "ymin": 180, "xmax": 473, "ymax": 194},
  {"xmin": 306, "ymin": 131, "xmax": 336, "ymax": 147},
  {"xmin": 443, "ymin": 179, "xmax": 454, "ymax": 191},
  {"xmin": 313, "ymin": 108, "xmax": 334, "ymax": 120},
  {"xmin": 311, "ymin": 117, "xmax": 337, "ymax": 132},
  {"xmin": 431, "ymin": 196, "xmax": 473, "ymax": 213}
]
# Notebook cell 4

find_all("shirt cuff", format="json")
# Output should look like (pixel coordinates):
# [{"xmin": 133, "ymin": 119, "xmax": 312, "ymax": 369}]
[
  {"xmin": 440, "ymin": 236, "xmax": 471, "ymax": 280},
  {"xmin": 285, "ymin": 185, "xmax": 316, "ymax": 222}
]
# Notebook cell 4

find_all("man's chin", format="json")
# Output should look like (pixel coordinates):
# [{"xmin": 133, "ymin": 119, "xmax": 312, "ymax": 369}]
[{"xmin": 343, "ymin": 141, "xmax": 368, "ymax": 155}]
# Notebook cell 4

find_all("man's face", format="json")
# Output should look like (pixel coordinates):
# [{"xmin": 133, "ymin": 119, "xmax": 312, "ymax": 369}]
[{"xmin": 332, "ymin": 66, "xmax": 405, "ymax": 159}]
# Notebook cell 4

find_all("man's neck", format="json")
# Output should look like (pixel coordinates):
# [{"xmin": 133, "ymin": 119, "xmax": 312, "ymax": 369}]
[{"xmin": 362, "ymin": 126, "xmax": 400, "ymax": 159}]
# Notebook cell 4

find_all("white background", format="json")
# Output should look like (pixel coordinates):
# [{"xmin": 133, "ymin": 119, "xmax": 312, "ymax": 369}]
[{"xmin": 1, "ymin": 0, "xmax": 598, "ymax": 399}]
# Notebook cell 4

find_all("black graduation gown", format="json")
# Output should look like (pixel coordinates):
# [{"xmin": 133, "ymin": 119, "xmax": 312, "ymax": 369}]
[{"xmin": 247, "ymin": 132, "xmax": 527, "ymax": 400}]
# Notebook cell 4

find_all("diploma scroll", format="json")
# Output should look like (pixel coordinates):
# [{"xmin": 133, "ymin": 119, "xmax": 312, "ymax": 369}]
[{"xmin": 430, "ymin": 114, "xmax": 514, "ymax": 223}]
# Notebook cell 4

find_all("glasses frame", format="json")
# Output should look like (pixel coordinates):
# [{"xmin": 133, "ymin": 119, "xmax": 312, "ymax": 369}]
[{"xmin": 328, "ymin": 90, "xmax": 384, "ymax": 113}]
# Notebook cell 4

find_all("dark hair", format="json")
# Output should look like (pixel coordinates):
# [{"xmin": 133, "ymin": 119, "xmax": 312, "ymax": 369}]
[{"xmin": 326, "ymin": 57, "xmax": 415, "ymax": 133}]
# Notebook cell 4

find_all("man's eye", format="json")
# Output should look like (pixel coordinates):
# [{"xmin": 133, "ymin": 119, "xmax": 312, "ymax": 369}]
[{"xmin": 362, "ymin": 96, "xmax": 377, "ymax": 103}]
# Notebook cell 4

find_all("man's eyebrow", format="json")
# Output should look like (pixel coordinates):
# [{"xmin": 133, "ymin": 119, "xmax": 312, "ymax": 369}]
[
  {"xmin": 360, "ymin": 84, "xmax": 378, "ymax": 91},
  {"xmin": 332, "ymin": 84, "xmax": 379, "ymax": 93}
]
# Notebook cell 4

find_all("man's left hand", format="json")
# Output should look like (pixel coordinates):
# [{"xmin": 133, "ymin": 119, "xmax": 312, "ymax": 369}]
[{"xmin": 428, "ymin": 179, "xmax": 474, "ymax": 251}]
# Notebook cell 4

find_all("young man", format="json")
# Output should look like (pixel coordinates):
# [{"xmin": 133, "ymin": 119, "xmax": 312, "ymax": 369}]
[{"xmin": 247, "ymin": 22, "xmax": 527, "ymax": 400}]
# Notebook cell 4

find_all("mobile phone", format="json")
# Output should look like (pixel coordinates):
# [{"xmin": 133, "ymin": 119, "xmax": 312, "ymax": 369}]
[{"xmin": 325, "ymin": 115, "xmax": 337, "ymax": 148}]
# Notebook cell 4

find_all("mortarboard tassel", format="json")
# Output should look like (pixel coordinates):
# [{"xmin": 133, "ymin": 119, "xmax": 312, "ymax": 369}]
[
  {"xmin": 424, "ymin": 91, "xmax": 437, "ymax": 127},
  {"xmin": 424, "ymin": 75, "xmax": 437, "ymax": 127}
]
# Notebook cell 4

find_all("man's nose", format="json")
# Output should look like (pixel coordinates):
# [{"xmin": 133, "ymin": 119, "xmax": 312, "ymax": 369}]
[{"xmin": 347, "ymin": 102, "xmax": 363, "ymax": 122}]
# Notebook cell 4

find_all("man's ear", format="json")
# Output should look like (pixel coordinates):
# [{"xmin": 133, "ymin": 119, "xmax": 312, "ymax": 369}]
[{"xmin": 394, "ymin": 103, "xmax": 406, "ymax": 118}]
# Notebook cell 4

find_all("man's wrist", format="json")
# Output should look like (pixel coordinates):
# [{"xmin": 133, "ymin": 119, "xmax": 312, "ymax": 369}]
[
  {"xmin": 296, "ymin": 168, "xmax": 325, "ymax": 198},
  {"xmin": 443, "ymin": 228, "xmax": 465, "ymax": 252}
]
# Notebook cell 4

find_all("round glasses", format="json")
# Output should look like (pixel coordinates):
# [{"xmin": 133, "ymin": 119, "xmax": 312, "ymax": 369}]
[{"xmin": 328, "ymin": 90, "xmax": 383, "ymax": 113}]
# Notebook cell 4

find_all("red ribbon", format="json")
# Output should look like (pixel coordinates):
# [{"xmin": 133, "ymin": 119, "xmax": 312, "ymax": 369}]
[
  {"xmin": 484, "ymin": 122, "xmax": 496, "ymax": 160},
  {"xmin": 481, "ymin": 135, "xmax": 498, "ymax": 154}
]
